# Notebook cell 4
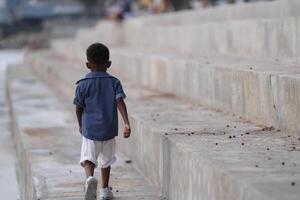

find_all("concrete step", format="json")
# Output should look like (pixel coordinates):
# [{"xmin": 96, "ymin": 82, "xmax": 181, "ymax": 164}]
[
  {"xmin": 28, "ymin": 48, "xmax": 300, "ymax": 136},
  {"xmin": 7, "ymin": 64, "xmax": 161, "ymax": 200},
  {"xmin": 124, "ymin": 17, "xmax": 300, "ymax": 63},
  {"xmin": 27, "ymin": 50, "xmax": 300, "ymax": 200},
  {"xmin": 110, "ymin": 47, "xmax": 300, "ymax": 136},
  {"xmin": 52, "ymin": 16, "xmax": 300, "ymax": 64},
  {"xmin": 49, "ymin": 0, "xmax": 300, "ymax": 63},
  {"xmin": 0, "ymin": 51, "xmax": 22, "ymax": 200},
  {"xmin": 124, "ymin": 0, "xmax": 300, "ymax": 27}
]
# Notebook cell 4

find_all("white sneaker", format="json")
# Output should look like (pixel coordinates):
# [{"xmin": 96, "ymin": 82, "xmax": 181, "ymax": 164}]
[
  {"xmin": 99, "ymin": 187, "xmax": 113, "ymax": 200},
  {"xmin": 84, "ymin": 176, "xmax": 98, "ymax": 200}
]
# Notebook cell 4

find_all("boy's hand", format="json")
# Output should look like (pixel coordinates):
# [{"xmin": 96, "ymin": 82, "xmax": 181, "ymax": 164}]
[{"xmin": 124, "ymin": 124, "xmax": 131, "ymax": 138}]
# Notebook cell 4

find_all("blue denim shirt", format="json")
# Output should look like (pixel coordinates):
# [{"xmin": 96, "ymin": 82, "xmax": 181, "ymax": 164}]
[{"xmin": 73, "ymin": 72, "xmax": 126, "ymax": 141}]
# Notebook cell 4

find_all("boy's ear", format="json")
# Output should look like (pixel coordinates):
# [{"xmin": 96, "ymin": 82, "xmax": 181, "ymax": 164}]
[
  {"xmin": 86, "ymin": 62, "xmax": 91, "ymax": 69},
  {"xmin": 107, "ymin": 61, "xmax": 112, "ymax": 68}
]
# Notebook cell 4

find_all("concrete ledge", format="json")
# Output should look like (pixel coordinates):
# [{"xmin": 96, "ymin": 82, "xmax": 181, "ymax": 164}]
[
  {"xmin": 108, "ymin": 48, "xmax": 300, "ymax": 136},
  {"xmin": 51, "ymin": 17, "xmax": 300, "ymax": 63},
  {"xmin": 50, "ymin": 0, "xmax": 300, "ymax": 63},
  {"xmin": 27, "ymin": 49, "xmax": 300, "ymax": 136},
  {"xmin": 123, "ymin": 17, "xmax": 300, "ymax": 63},
  {"xmin": 125, "ymin": 0, "xmax": 300, "ymax": 26},
  {"xmin": 27, "ymin": 51, "xmax": 300, "ymax": 200}
]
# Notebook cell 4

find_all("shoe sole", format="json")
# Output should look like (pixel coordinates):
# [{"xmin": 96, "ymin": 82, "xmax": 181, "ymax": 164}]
[
  {"xmin": 85, "ymin": 178, "xmax": 98, "ymax": 200},
  {"xmin": 100, "ymin": 191, "xmax": 113, "ymax": 200}
]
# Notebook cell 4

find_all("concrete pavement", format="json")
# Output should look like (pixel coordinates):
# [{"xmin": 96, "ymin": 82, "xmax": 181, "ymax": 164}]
[
  {"xmin": 7, "ymin": 63, "xmax": 162, "ymax": 200},
  {"xmin": 0, "ymin": 50, "xmax": 23, "ymax": 200}
]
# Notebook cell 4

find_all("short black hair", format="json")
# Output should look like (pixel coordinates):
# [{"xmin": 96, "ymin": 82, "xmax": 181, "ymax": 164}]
[{"xmin": 86, "ymin": 43, "xmax": 110, "ymax": 65}]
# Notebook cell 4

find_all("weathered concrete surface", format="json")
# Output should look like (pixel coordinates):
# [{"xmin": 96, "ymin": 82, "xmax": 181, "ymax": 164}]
[
  {"xmin": 27, "ymin": 49, "xmax": 300, "ymax": 137},
  {"xmin": 124, "ymin": 0, "xmax": 300, "ymax": 26},
  {"xmin": 24, "ymin": 1, "xmax": 300, "ymax": 198},
  {"xmin": 46, "ymin": 0, "xmax": 300, "ymax": 136},
  {"xmin": 7, "ymin": 64, "xmax": 161, "ymax": 200},
  {"xmin": 123, "ymin": 18, "xmax": 300, "ymax": 63},
  {"xmin": 27, "ymin": 50, "xmax": 300, "ymax": 200},
  {"xmin": 0, "ymin": 50, "xmax": 23, "ymax": 200},
  {"xmin": 110, "ymin": 48, "xmax": 300, "ymax": 136},
  {"xmin": 51, "ymin": 1, "xmax": 300, "ymax": 63}
]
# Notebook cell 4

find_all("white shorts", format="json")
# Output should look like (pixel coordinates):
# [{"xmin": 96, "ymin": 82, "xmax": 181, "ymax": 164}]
[{"xmin": 80, "ymin": 137, "xmax": 116, "ymax": 168}]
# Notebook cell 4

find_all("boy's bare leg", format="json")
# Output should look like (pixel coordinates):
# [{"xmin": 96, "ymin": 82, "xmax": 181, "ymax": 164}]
[
  {"xmin": 84, "ymin": 161, "xmax": 95, "ymax": 177},
  {"xmin": 101, "ymin": 166, "xmax": 111, "ymax": 188}
]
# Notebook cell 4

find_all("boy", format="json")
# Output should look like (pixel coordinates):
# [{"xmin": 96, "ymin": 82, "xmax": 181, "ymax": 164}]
[{"xmin": 73, "ymin": 43, "xmax": 131, "ymax": 200}]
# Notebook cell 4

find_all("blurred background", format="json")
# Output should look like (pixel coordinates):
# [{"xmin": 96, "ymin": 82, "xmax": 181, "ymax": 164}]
[{"xmin": 0, "ymin": 0, "xmax": 273, "ymax": 49}]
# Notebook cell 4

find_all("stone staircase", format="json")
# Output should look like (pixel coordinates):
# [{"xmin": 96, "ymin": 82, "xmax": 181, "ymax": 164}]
[{"xmin": 8, "ymin": 0, "xmax": 300, "ymax": 199}]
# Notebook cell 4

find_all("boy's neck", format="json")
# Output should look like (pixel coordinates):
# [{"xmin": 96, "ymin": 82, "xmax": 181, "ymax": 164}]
[{"xmin": 91, "ymin": 68, "xmax": 107, "ymax": 72}]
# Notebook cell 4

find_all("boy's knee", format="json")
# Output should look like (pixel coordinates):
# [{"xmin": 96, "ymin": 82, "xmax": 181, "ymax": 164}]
[
  {"xmin": 83, "ymin": 160, "xmax": 96, "ymax": 168},
  {"xmin": 101, "ymin": 165, "xmax": 111, "ymax": 170}
]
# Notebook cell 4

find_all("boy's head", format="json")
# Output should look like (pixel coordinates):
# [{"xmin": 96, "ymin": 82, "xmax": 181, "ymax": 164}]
[{"xmin": 86, "ymin": 43, "xmax": 111, "ymax": 71}]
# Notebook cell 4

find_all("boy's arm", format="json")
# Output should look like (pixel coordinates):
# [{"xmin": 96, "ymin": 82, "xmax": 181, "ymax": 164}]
[
  {"xmin": 117, "ymin": 98, "xmax": 131, "ymax": 138},
  {"xmin": 75, "ymin": 106, "xmax": 83, "ymax": 134}
]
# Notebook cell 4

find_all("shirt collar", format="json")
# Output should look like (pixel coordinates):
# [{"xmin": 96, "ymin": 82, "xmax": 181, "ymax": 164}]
[{"xmin": 85, "ymin": 71, "xmax": 111, "ymax": 78}]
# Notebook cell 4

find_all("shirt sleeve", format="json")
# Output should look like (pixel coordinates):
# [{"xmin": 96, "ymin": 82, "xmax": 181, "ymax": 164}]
[
  {"xmin": 73, "ymin": 84, "xmax": 85, "ymax": 108},
  {"xmin": 115, "ymin": 80, "xmax": 126, "ymax": 100}
]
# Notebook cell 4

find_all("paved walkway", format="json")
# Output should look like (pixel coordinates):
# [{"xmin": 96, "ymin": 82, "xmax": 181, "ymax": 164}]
[
  {"xmin": 0, "ymin": 50, "xmax": 23, "ymax": 200},
  {"xmin": 7, "ymin": 62, "xmax": 161, "ymax": 199}
]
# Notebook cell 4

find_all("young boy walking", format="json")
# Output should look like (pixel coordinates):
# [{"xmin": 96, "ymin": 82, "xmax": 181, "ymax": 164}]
[{"xmin": 73, "ymin": 43, "xmax": 131, "ymax": 200}]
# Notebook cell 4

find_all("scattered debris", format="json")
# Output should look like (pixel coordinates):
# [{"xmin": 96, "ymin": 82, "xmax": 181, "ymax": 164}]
[
  {"xmin": 226, "ymin": 125, "xmax": 230, "ymax": 128},
  {"xmin": 240, "ymin": 134, "xmax": 244, "ymax": 136},
  {"xmin": 188, "ymin": 133, "xmax": 191, "ymax": 136},
  {"xmin": 234, "ymin": 126, "xmax": 237, "ymax": 128},
  {"xmin": 282, "ymin": 162, "xmax": 285, "ymax": 166},
  {"xmin": 164, "ymin": 133, "xmax": 168, "ymax": 136},
  {"xmin": 125, "ymin": 160, "xmax": 132, "ymax": 164},
  {"xmin": 255, "ymin": 165, "xmax": 259, "ymax": 168},
  {"xmin": 174, "ymin": 128, "xmax": 178, "ymax": 131},
  {"xmin": 49, "ymin": 152, "xmax": 53, "ymax": 155},
  {"xmin": 291, "ymin": 182, "xmax": 296, "ymax": 186},
  {"xmin": 245, "ymin": 132, "xmax": 250, "ymax": 135},
  {"xmin": 267, "ymin": 148, "xmax": 270, "ymax": 151},
  {"xmin": 268, "ymin": 158, "xmax": 272, "ymax": 160},
  {"xmin": 249, "ymin": 67, "xmax": 253, "ymax": 70},
  {"xmin": 116, "ymin": 190, "xmax": 119, "ymax": 192},
  {"xmin": 229, "ymin": 136, "xmax": 232, "ymax": 139},
  {"xmin": 233, "ymin": 135, "xmax": 236, "ymax": 138},
  {"xmin": 215, "ymin": 143, "xmax": 218, "ymax": 146},
  {"xmin": 241, "ymin": 143, "xmax": 244, "ymax": 146},
  {"xmin": 261, "ymin": 126, "xmax": 274, "ymax": 131}
]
